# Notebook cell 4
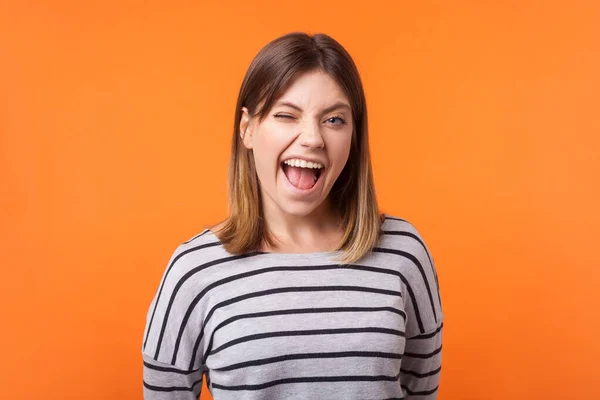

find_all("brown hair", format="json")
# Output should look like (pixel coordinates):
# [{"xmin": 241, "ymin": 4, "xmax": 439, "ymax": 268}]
[{"xmin": 213, "ymin": 31, "xmax": 382, "ymax": 264}]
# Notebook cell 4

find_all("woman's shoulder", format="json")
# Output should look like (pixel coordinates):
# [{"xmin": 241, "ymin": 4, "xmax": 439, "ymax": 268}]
[
  {"xmin": 381, "ymin": 212, "xmax": 419, "ymax": 234},
  {"xmin": 380, "ymin": 213, "xmax": 435, "ymax": 257},
  {"xmin": 161, "ymin": 223, "xmax": 225, "ymax": 273},
  {"xmin": 206, "ymin": 220, "xmax": 227, "ymax": 241},
  {"xmin": 178, "ymin": 218, "xmax": 226, "ymax": 247}
]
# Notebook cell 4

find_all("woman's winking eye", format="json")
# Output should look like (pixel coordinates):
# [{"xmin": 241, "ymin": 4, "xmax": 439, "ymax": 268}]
[{"xmin": 273, "ymin": 113, "xmax": 347, "ymax": 125}]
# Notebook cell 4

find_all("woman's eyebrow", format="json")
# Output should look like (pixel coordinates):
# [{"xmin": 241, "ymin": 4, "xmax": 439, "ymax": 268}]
[{"xmin": 274, "ymin": 101, "xmax": 351, "ymax": 115}]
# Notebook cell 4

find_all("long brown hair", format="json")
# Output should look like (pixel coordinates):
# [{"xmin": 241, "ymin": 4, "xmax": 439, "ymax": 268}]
[{"xmin": 214, "ymin": 31, "xmax": 382, "ymax": 264}]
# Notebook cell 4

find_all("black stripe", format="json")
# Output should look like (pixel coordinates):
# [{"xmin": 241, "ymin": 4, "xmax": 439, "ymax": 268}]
[
  {"xmin": 206, "ymin": 306, "xmax": 407, "ymax": 358},
  {"xmin": 217, "ymin": 350, "xmax": 403, "ymax": 372},
  {"xmin": 143, "ymin": 378, "xmax": 202, "ymax": 392},
  {"xmin": 210, "ymin": 326, "xmax": 405, "ymax": 355},
  {"xmin": 410, "ymin": 322, "xmax": 443, "ymax": 339},
  {"xmin": 212, "ymin": 374, "xmax": 400, "ymax": 391},
  {"xmin": 194, "ymin": 284, "xmax": 403, "ymax": 368},
  {"xmin": 400, "ymin": 365, "xmax": 441, "ymax": 378},
  {"xmin": 142, "ymin": 240, "xmax": 221, "ymax": 351},
  {"xmin": 401, "ymin": 384, "xmax": 439, "ymax": 396},
  {"xmin": 373, "ymin": 246, "xmax": 438, "ymax": 326},
  {"xmin": 153, "ymin": 252, "xmax": 261, "ymax": 359},
  {"xmin": 143, "ymin": 360, "xmax": 200, "ymax": 374},
  {"xmin": 404, "ymin": 344, "xmax": 442, "ymax": 359},
  {"xmin": 383, "ymin": 229, "xmax": 442, "ymax": 312}
]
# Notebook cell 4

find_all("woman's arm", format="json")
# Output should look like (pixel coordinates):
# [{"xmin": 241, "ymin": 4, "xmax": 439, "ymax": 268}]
[
  {"xmin": 141, "ymin": 243, "xmax": 208, "ymax": 400},
  {"xmin": 400, "ymin": 322, "xmax": 444, "ymax": 398},
  {"xmin": 397, "ymin": 221, "xmax": 444, "ymax": 399}
]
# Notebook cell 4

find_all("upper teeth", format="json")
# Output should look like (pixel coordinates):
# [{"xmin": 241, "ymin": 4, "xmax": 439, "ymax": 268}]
[{"xmin": 283, "ymin": 159, "xmax": 324, "ymax": 169}]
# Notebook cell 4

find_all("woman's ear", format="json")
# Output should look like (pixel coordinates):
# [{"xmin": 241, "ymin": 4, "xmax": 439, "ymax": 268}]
[{"xmin": 239, "ymin": 107, "xmax": 253, "ymax": 150}]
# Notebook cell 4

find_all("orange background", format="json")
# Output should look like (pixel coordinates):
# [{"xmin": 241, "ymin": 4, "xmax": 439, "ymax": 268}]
[{"xmin": 1, "ymin": 1, "xmax": 599, "ymax": 399}]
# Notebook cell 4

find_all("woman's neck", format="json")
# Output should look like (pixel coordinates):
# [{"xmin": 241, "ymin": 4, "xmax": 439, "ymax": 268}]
[{"xmin": 260, "ymin": 203, "xmax": 345, "ymax": 253}]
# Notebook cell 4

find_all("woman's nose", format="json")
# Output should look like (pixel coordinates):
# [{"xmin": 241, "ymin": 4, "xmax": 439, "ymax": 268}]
[{"xmin": 298, "ymin": 121, "xmax": 325, "ymax": 149}]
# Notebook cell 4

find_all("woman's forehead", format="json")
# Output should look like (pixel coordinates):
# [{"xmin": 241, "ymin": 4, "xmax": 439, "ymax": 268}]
[
  {"xmin": 279, "ymin": 70, "xmax": 347, "ymax": 101},
  {"xmin": 251, "ymin": 70, "xmax": 351, "ymax": 118}
]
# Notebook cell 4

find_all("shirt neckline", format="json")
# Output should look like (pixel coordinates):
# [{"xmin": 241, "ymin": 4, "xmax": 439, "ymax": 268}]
[{"xmin": 201, "ymin": 214, "xmax": 389, "ymax": 259}]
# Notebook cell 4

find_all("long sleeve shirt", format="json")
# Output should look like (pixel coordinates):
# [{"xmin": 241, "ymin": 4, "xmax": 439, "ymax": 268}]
[{"xmin": 141, "ymin": 213, "xmax": 444, "ymax": 399}]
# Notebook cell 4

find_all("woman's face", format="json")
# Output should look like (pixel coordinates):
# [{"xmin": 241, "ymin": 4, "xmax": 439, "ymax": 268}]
[{"xmin": 240, "ymin": 69, "xmax": 353, "ymax": 219}]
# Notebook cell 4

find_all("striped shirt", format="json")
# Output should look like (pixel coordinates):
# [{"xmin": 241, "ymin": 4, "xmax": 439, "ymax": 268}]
[{"xmin": 141, "ymin": 214, "xmax": 444, "ymax": 399}]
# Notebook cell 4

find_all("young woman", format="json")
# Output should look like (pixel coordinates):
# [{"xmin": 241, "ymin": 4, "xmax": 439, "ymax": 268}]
[{"xmin": 142, "ymin": 32, "xmax": 443, "ymax": 400}]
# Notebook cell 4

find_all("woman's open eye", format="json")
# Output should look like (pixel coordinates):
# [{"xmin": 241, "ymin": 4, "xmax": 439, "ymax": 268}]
[{"xmin": 326, "ymin": 115, "xmax": 347, "ymax": 125}]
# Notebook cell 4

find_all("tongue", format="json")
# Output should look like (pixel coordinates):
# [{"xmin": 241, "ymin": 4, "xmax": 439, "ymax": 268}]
[{"xmin": 285, "ymin": 166, "xmax": 317, "ymax": 190}]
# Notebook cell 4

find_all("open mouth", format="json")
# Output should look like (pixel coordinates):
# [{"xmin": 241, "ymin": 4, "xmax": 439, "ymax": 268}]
[{"xmin": 280, "ymin": 161, "xmax": 323, "ymax": 191}]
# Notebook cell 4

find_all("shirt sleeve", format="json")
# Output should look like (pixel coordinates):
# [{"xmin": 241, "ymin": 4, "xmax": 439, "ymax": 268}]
[
  {"xmin": 399, "ymin": 226, "xmax": 444, "ymax": 399},
  {"xmin": 141, "ymin": 244, "xmax": 207, "ymax": 400},
  {"xmin": 400, "ymin": 322, "xmax": 443, "ymax": 398}
]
